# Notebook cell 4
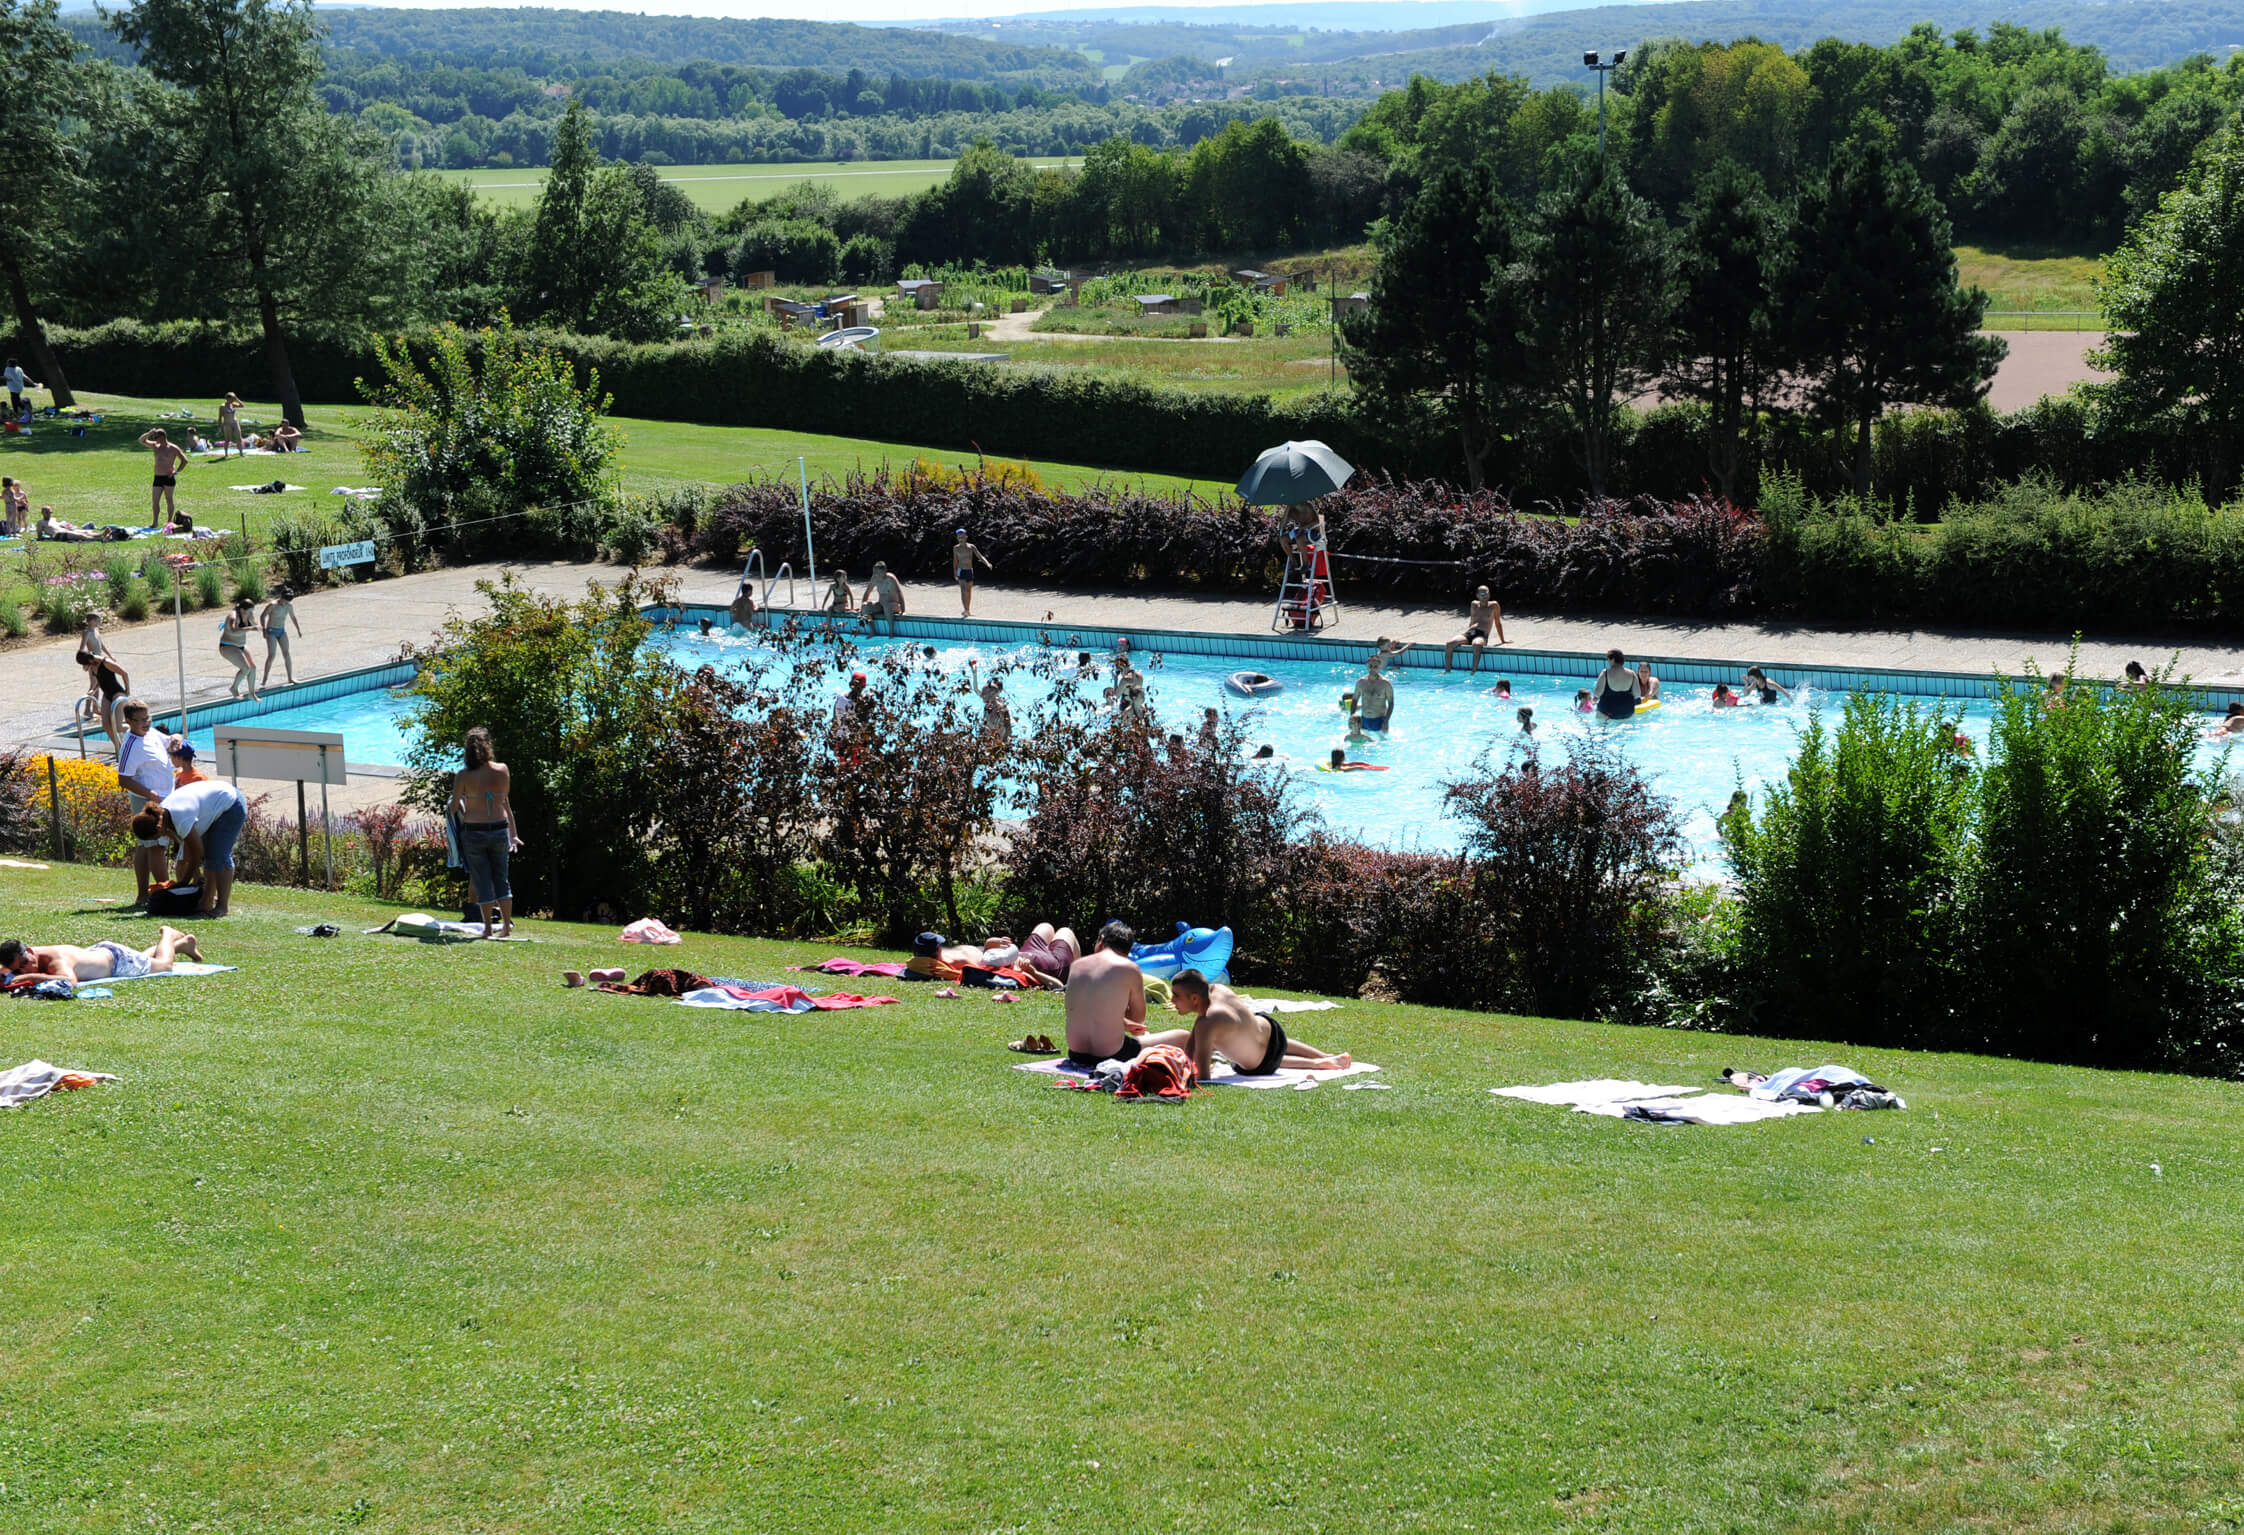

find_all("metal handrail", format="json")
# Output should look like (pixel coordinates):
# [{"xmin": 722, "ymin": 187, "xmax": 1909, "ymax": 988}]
[
  {"xmin": 763, "ymin": 561, "xmax": 796, "ymax": 610},
  {"xmin": 1981, "ymin": 310, "xmax": 2101, "ymax": 332},
  {"xmin": 72, "ymin": 696, "xmax": 97, "ymax": 759}
]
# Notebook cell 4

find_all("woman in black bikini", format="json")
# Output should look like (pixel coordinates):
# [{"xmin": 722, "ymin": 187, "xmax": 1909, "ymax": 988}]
[{"xmin": 77, "ymin": 649, "xmax": 129, "ymax": 750}]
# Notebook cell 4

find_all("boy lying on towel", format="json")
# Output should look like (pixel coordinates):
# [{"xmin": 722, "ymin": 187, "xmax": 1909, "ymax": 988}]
[
  {"xmin": 1143, "ymin": 968, "xmax": 1351, "ymax": 1079},
  {"xmin": 0, "ymin": 927, "xmax": 204, "ymax": 981}
]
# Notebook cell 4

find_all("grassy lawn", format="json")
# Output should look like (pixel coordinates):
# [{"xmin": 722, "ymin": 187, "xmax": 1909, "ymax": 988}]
[
  {"xmin": 1958, "ymin": 243, "xmax": 2107, "ymax": 321},
  {"xmin": 438, "ymin": 157, "xmax": 1083, "ymax": 213},
  {"xmin": 891, "ymin": 328, "xmax": 1345, "ymax": 397},
  {"xmin": 1, "ymin": 860, "xmax": 2241, "ymax": 1529},
  {"xmin": 1, "ymin": 391, "xmax": 1225, "ymax": 623}
]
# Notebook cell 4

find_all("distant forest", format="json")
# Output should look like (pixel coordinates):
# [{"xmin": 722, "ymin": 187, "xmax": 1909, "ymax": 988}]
[{"xmin": 60, "ymin": 0, "xmax": 2244, "ymax": 223}]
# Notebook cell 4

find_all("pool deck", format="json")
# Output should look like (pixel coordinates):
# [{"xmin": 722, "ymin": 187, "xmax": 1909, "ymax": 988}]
[{"xmin": 9, "ymin": 556, "xmax": 2244, "ymax": 815}]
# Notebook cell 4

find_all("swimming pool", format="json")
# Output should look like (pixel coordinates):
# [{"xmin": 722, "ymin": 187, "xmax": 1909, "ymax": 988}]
[{"xmin": 182, "ymin": 621, "xmax": 2104, "ymax": 867}]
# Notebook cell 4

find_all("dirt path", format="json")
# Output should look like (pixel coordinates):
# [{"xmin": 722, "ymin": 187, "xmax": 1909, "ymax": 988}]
[{"xmin": 978, "ymin": 307, "xmax": 1244, "ymax": 344}]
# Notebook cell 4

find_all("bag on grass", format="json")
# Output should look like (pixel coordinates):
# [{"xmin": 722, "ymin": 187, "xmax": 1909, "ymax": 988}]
[{"xmin": 146, "ymin": 884, "xmax": 202, "ymax": 917}]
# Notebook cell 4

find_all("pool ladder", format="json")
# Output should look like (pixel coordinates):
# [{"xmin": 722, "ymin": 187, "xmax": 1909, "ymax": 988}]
[{"xmin": 739, "ymin": 549, "xmax": 798, "ymax": 613}]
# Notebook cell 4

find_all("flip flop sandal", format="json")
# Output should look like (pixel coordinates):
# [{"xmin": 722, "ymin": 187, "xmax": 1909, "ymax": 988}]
[
  {"xmin": 1006, "ymin": 1036, "xmax": 1043, "ymax": 1053},
  {"xmin": 563, "ymin": 971, "xmax": 586, "ymax": 988}
]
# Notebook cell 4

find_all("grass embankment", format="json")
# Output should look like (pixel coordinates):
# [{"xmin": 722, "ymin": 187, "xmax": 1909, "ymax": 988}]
[
  {"xmin": 0, "ymin": 861, "xmax": 2239, "ymax": 1530},
  {"xmin": 438, "ymin": 157, "xmax": 1084, "ymax": 212},
  {"xmin": 0, "ymin": 392, "xmax": 1225, "ymax": 623},
  {"xmin": 1958, "ymin": 243, "xmax": 2108, "ymax": 329}
]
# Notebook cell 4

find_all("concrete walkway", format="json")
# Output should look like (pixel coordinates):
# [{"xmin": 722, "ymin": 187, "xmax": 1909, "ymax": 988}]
[{"xmin": 11, "ymin": 556, "xmax": 2244, "ymax": 807}]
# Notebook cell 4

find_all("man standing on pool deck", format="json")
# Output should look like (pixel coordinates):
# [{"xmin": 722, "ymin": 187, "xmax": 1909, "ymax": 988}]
[
  {"xmin": 1355, "ymin": 654, "xmax": 1396, "ymax": 734},
  {"xmin": 1063, "ymin": 921, "xmax": 1148, "ymax": 1068},
  {"xmin": 116, "ymin": 699, "xmax": 175, "ymax": 906},
  {"xmin": 953, "ymin": 528, "xmax": 993, "ymax": 616},
  {"xmin": 138, "ymin": 428, "xmax": 190, "ymax": 523},
  {"xmin": 1443, "ymin": 587, "xmax": 1506, "ymax": 671},
  {"xmin": 860, "ymin": 561, "xmax": 906, "ymax": 636}
]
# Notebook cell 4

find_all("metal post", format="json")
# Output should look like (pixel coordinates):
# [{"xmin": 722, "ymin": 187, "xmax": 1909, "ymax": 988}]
[
  {"xmin": 297, "ymin": 779, "xmax": 309, "ymax": 884},
  {"xmin": 798, "ymin": 456, "xmax": 816, "ymax": 589},
  {"xmin": 1598, "ymin": 67, "xmax": 1607, "ymax": 154},
  {"xmin": 46, "ymin": 756, "xmax": 62, "ymax": 860},
  {"xmin": 173, "ymin": 567, "xmax": 190, "ymax": 737},
  {"xmin": 318, "ymin": 745, "xmax": 333, "ymax": 892}
]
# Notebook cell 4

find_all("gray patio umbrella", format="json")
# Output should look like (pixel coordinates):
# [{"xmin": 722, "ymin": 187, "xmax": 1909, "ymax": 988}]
[{"xmin": 1235, "ymin": 439, "xmax": 1355, "ymax": 506}]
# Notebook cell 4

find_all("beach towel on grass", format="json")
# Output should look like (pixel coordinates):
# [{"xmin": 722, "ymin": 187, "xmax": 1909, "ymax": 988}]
[
  {"xmin": 97, "ymin": 961, "xmax": 237, "ymax": 982},
  {"xmin": 680, "ymin": 985, "xmax": 897, "ymax": 1012},
  {"xmin": 365, "ymin": 915, "xmax": 527, "ymax": 943},
  {"xmin": 1245, "ymin": 997, "xmax": 1341, "ymax": 1015},
  {"xmin": 1491, "ymin": 1080, "xmax": 1699, "ymax": 1108},
  {"xmin": 0, "ymin": 1061, "xmax": 116, "ymax": 1107},
  {"xmin": 1015, "ymin": 1057, "xmax": 1380, "ymax": 1090},
  {"xmin": 1582, "ymin": 1095, "xmax": 1821, "ymax": 1126},
  {"xmin": 789, "ymin": 957, "xmax": 910, "ymax": 978}
]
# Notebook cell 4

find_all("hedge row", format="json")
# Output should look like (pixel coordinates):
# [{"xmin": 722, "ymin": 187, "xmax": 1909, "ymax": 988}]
[
  {"xmin": 11, "ymin": 321, "xmax": 2223, "ymax": 507},
  {"xmin": 687, "ymin": 469, "xmax": 2244, "ymax": 632}
]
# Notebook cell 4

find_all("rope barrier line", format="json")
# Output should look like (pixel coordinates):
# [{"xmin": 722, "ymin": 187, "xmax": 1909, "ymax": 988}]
[{"xmin": 1323, "ymin": 551, "xmax": 1473, "ymax": 568}]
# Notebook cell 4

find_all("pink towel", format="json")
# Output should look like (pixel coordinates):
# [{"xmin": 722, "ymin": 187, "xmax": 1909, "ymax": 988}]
[
  {"xmin": 620, "ymin": 918, "xmax": 682, "ymax": 945},
  {"xmin": 788, "ymin": 957, "xmax": 908, "ymax": 977},
  {"xmin": 810, "ymin": 992, "xmax": 899, "ymax": 1009}
]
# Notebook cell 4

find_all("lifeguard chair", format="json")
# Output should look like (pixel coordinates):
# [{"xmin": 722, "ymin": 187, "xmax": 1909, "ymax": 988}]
[
  {"xmin": 1275, "ymin": 520, "xmax": 1337, "ymax": 632},
  {"xmin": 1235, "ymin": 440, "xmax": 1355, "ymax": 635}
]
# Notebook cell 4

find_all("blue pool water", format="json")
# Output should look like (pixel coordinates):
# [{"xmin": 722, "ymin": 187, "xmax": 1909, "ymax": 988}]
[{"xmin": 192, "ymin": 629, "xmax": 2072, "ymax": 864}]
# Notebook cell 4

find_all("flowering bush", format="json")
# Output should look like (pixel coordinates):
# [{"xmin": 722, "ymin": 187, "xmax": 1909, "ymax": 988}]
[{"xmin": 18, "ymin": 753, "xmax": 134, "ymax": 864}]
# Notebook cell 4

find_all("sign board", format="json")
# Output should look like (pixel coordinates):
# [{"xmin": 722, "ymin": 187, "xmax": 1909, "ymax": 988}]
[
  {"xmin": 212, "ymin": 726, "xmax": 349, "ymax": 786},
  {"xmin": 318, "ymin": 539, "xmax": 376, "ymax": 570}
]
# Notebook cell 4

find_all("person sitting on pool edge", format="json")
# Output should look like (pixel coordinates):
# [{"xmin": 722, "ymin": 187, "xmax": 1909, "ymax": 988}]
[
  {"xmin": 1142, "ymin": 969, "xmax": 1352, "ymax": 1078},
  {"xmin": 1442, "ymin": 587, "xmax": 1506, "ymax": 671}
]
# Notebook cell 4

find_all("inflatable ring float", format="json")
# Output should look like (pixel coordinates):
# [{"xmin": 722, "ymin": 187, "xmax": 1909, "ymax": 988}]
[{"xmin": 1225, "ymin": 671, "xmax": 1284, "ymax": 698}]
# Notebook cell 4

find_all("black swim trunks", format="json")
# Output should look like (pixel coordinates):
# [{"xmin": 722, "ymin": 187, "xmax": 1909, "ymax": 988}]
[
  {"xmin": 1238, "ymin": 1018, "xmax": 1289, "ymax": 1076},
  {"xmin": 1066, "ymin": 1033, "xmax": 1142, "ymax": 1071},
  {"xmin": 153, "ymin": 474, "xmax": 176, "ymax": 489},
  {"xmin": 956, "ymin": 568, "xmax": 975, "ymax": 583},
  {"xmin": 1466, "ymin": 626, "xmax": 1487, "ymax": 642}
]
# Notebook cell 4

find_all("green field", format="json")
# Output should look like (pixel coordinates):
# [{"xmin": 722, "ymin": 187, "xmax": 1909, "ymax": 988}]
[
  {"xmin": 1959, "ymin": 243, "xmax": 2108, "ymax": 325},
  {"xmin": 441, "ymin": 156, "xmax": 1083, "ymax": 212},
  {"xmin": 0, "ymin": 391, "xmax": 1222, "ymax": 627},
  {"xmin": 1, "ymin": 858, "xmax": 2241, "ymax": 1529}
]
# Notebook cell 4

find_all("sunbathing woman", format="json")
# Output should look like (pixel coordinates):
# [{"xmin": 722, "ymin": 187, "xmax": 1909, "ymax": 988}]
[{"xmin": 0, "ymin": 928, "xmax": 203, "ymax": 982}]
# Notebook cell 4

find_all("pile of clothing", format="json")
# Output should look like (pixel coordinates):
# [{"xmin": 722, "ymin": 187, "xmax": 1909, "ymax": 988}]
[
  {"xmin": 1723, "ymin": 1065, "xmax": 1904, "ymax": 1112},
  {"xmin": 1051, "ymin": 1043, "xmax": 1199, "ymax": 1102}
]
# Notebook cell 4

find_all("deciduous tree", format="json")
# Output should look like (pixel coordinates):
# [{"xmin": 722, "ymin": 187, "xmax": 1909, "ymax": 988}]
[{"xmin": 0, "ymin": 0, "xmax": 86, "ymax": 405}]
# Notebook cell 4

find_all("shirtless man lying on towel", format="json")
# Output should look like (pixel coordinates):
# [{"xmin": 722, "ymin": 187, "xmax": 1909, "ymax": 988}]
[
  {"xmin": 1147, "ymin": 968, "xmax": 1351, "ymax": 1078},
  {"xmin": 0, "ymin": 927, "xmax": 203, "ymax": 982}
]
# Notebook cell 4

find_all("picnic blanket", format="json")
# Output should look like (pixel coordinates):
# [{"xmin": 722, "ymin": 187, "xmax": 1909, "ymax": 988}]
[
  {"xmin": 1015, "ymin": 1057, "xmax": 1381, "ymax": 1090},
  {"xmin": 789, "ymin": 957, "xmax": 909, "ymax": 978},
  {"xmin": 0, "ymin": 1060, "xmax": 116, "ymax": 1108},
  {"xmin": 679, "ymin": 984, "xmax": 897, "ymax": 1012}
]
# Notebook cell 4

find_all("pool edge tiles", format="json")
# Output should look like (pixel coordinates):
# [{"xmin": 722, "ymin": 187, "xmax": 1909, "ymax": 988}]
[
  {"xmin": 659, "ymin": 605, "xmax": 2119, "ymax": 706},
  {"xmin": 151, "ymin": 659, "xmax": 419, "ymax": 741}
]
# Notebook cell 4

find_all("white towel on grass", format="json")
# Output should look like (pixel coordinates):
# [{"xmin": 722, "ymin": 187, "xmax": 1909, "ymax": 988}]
[
  {"xmin": 1578, "ymin": 1094, "xmax": 1822, "ymax": 1125},
  {"xmin": 0, "ymin": 1061, "xmax": 117, "ymax": 1108},
  {"xmin": 99, "ymin": 961, "xmax": 237, "ymax": 982},
  {"xmin": 1244, "ymin": 997, "xmax": 1341, "ymax": 1014},
  {"xmin": 1014, "ymin": 1058, "xmax": 1381, "ymax": 1089},
  {"xmin": 1491, "ymin": 1079, "xmax": 1699, "ymax": 1108}
]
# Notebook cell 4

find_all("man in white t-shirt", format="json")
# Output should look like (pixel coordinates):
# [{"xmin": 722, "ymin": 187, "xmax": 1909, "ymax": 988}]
[
  {"xmin": 3, "ymin": 357, "xmax": 34, "ymax": 416},
  {"xmin": 158, "ymin": 778, "xmax": 248, "ymax": 916},
  {"xmin": 114, "ymin": 699, "xmax": 175, "ymax": 905}
]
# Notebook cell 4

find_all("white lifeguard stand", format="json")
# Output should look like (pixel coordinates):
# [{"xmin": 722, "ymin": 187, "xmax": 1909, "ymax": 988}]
[{"xmin": 1236, "ymin": 440, "xmax": 1354, "ymax": 635}]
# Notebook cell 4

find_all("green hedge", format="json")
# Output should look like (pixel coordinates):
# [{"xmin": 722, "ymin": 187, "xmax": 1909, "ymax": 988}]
[{"xmin": 11, "ymin": 320, "xmax": 2218, "ymax": 502}]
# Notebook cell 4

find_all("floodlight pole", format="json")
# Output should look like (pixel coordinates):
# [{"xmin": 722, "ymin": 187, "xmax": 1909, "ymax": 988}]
[
  {"xmin": 798, "ymin": 455, "xmax": 816, "ymax": 589},
  {"xmin": 172, "ymin": 566, "xmax": 190, "ymax": 736},
  {"xmin": 1584, "ymin": 49, "xmax": 1626, "ymax": 156}
]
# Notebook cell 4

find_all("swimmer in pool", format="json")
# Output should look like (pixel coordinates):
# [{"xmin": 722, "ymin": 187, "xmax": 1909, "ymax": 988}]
[
  {"xmin": 1516, "ymin": 706, "xmax": 1534, "ymax": 736},
  {"xmin": 1574, "ymin": 689, "xmax": 1593, "ymax": 714},
  {"xmin": 1712, "ymin": 683, "xmax": 1739, "ymax": 709},
  {"xmin": 1742, "ymin": 667, "xmax": 1792, "ymax": 705},
  {"xmin": 1345, "ymin": 710, "xmax": 1371, "ymax": 745},
  {"xmin": 1490, "ymin": 678, "xmax": 1512, "ymax": 700}
]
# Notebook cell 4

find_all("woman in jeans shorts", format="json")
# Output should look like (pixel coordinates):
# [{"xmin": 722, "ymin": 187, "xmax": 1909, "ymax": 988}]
[{"xmin": 449, "ymin": 726, "xmax": 521, "ymax": 937}]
